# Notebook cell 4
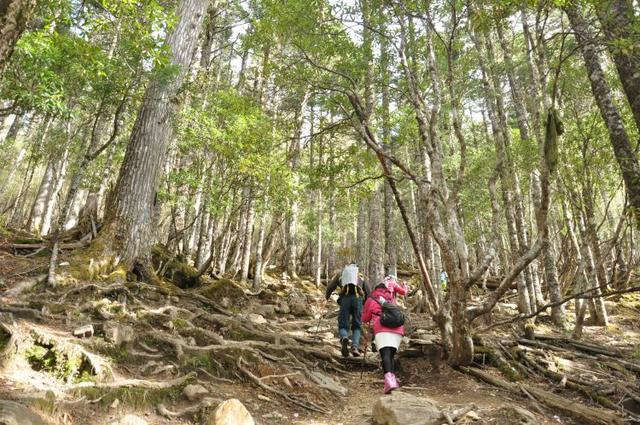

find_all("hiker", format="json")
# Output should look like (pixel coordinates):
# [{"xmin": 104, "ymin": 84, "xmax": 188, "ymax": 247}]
[
  {"xmin": 361, "ymin": 275, "xmax": 408, "ymax": 394},
  {"xmin": 439, "ymin": 270, "xmax": 448, "ymax": 291},
  {"xmin": 325, "ymin": 263, "xmax": 369, "ymax": 357}
]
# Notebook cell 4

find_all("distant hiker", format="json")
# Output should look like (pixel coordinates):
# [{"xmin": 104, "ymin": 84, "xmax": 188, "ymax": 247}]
[
  {"xmin": 361, "ymin": 275, "xmax": 408, "ymax": 394},
  {"xmin": 439, "ymin": 270, "xmax": 448, "ymax": 291},
  {"xmin": 325, "ymin": 263, "xmax": 369, "ymax": 357}
]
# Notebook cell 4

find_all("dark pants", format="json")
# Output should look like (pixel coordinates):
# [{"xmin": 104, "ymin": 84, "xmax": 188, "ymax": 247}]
[
  {"xmin": 337, "ymin": 294, "xmax": 363, "ymax": 349},
  {"xmin": 380, "ymin": 347, "xmax": 397, "ymax": 373}
]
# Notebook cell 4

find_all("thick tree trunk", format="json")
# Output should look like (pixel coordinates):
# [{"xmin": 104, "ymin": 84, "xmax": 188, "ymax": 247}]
[
  {"xmin": 100, "ymin": 0, "xmax": 207, "ymax": 269},
  {"xmin": 0, "ymin": 0, "xmax": 36, "ymax": 71},
  {"xmin": 596, "ymin": 0, "xmax": 640, "ymax": 131},
  {"xmin": 566, "ymin": 4, "xmax": 640, "ymax": 229}
]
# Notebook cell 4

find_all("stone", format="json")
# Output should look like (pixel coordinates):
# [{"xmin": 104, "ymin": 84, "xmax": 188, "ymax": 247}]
[
  {"xmin": 73, "ymin": 324, "xmax": 94, "ymax": 338},
  {"xmin": 372, "ymin": 392, "xmax": 443, "ymax": 425},
  {"xmin": 59, "ymin": 261, "xmax": 70, "ymax": 267},
  {"xmin": 247, "ymin": 313, "xmax": 267, "ymax": 325},
  {"xmin": 207, "ymin": 399, "xmax": 255, "ymax": 425},
  {"xmin": 255, "ymin": 304, "xmax": 277, "ymax": 319},
  {"xmin": 108, "ymin": 415, "xmax": 148, "ymax": 425},
  {"xmin": 308, "ymin": 371, "xmax": 348, "ymax": 396},
  {"xmin": 104, "ymin": 323, "xmax": 134, "ymax": 347},
  {"xmin": 183, "ymin": 384, "xmax": 209, "ymax": 401},
  {"xmin": 0, "ymin": 400, "xmax": 48, "ymax": 425}
]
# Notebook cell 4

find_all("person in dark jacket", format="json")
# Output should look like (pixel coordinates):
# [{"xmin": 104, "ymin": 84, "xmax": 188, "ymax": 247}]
[{"xmin": 325, "ymin": 263, "xmax": 369, "ymax": 357}]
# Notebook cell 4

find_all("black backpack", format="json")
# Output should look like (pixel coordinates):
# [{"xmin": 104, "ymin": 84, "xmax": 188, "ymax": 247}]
[{"xmin": 372, "ymin": 297, "xmax": 405, "ymax": 328}]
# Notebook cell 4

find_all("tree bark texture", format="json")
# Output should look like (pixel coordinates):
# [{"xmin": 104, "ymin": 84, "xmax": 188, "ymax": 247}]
[
  {"xmin": 101, "ymin": 0, "xmax": 207, "ymax": 268},
  {"xmin": 596, "ymin": 0, "xmax": 640, "ymax": 131},
  {"xmin": 0, "ymin": 0, "xmax": 36, "ymax": 71},
  {"xmin": 565, "ymin": 4, "xmax": 640, "ymax": 230}
]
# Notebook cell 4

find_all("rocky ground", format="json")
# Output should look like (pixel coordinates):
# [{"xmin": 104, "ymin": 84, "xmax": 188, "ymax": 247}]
[{"xmin": 1, "ymin": 233, "xmax": 640, "ymax": 424}]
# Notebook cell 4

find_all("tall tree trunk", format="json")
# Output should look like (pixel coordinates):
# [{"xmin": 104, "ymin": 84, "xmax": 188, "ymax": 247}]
[
  {"xmin": 532, "ymin": 172, "xmax": 564, "ymax": 325},
  {"xmin": 368, "ymin": 185, "xmax": 385, "ymax": 290},
  {"xmin": 253, "ymin": 215, "xmax": 266, "ymax": 290},
  {"xmin": 240, "ymin": 192, "xmax": 255, "ymax": 282},
  {"xmin": 596, "ymin": 0, "xmax": 640, "ymax": 131},
  {"xmin": 28, "ymin": 158, "xmax": 56, "ymax": 234},
  {"xmin": 0, "ymin": 0, "xmax": 36, "ymax": 71},
  {"xmin": 41, "ymin": 145, "xmax": 69, "ymax": 236},
  {"xmin": 356, "ymin": 199, "xmax": 368, "ymax": 273},
  {"xmin": 565, "ymin": 4, "xmax": 640, "ymax": 229},
  {"xmin": 100, "ymin": 0, "xmax": 207, "ymax": 271},
  {"xmin": 284, "ymin": 89, "xmax": 310, "ymax": 279},
  {"xmin": 0, "ymin": 114, "xmax": 26, "ymax": 198}
]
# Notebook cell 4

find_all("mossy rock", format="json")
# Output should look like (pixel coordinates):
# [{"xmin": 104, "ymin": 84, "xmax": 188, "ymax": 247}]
[
  {"xmin": 24, "ymin": 338, "xmax": 96, "ymax": 384},
  {"xmin": 151, "ymin": 245, "xmax": 200, "ymax": 289},
  {"xmin": 198, "ymin": 279, "xmax": 246, "ymax": 303}
]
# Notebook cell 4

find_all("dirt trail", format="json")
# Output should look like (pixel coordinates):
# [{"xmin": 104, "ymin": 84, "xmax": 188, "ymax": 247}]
[{"xmin": 2, "ymin": 246, "xmax": 638, "ymax": 424}]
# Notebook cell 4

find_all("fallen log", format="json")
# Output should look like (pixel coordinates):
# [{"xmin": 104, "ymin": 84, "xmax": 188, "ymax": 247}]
[{"xmin": 461, "ymin": 366, "xmax": 624, "ymax": 425}]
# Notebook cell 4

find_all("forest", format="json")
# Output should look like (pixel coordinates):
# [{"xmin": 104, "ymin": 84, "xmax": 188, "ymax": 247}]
[{"xmin": 0, "ymin": 0, "xmax": 639, "ymax": 424}]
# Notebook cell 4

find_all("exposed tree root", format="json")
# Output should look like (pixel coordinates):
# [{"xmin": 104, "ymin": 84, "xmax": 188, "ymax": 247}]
[
  {"xmin": 69, "ymin": 371, "xmax": 196, "ymax": 391},
  {"xmin": 236, "ymin": 356, "xmax": 328, "ymax": 414},
  {"xmin": 157, "ymin": 397, "xmax": 218, "ymax": 418}
]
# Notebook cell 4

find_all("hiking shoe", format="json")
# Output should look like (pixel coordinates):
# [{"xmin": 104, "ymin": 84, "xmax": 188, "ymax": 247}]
[
  {"xmin": 340, "ymin": 338, "xmax": 349, "ymax": 357},
  {"xmin": 351, "ymin": 346, "xmax": 361, "ymax": 357},
  {"xmin": 384, "ymin": 372, "xmax": 399, "ymax": 394}
]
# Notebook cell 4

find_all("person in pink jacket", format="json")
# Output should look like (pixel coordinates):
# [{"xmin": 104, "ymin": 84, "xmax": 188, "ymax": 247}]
[{"xmin": 361, "ymin": 275, "xmax": 408, "ymax": 394}]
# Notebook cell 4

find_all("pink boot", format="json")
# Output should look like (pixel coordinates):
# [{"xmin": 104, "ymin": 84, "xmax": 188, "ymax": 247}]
[{"xmin": 383, "ymin": 372, "xmax": 399, "ymax": 394}]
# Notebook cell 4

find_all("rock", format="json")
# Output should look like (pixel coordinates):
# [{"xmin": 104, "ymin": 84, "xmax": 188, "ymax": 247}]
[
  {"xmin": 283, "ymin": 377, "xmax": 293, "ymax": 388},
  {"xmin": 308, "ymin": 371, "xmax": 348, "ymax": 396},
  {"xmin": 59, "ymin": 261, "xmax": 70, "ymax": 267},
  {"xmin": 104, "ymin": 323, "xmax": 134, "ymax": 347},
  {"xmin": 247, "ymin": 313, "xmax": 267, "ymax": 325},
  {"xmin": 255, "ymin": 304, "xmax": 277, "ymax": 319},
  {"xmin": 490, "ymin": 406, "xmax": 538, "ymax": 424},
  {"xmin": 207, "ymin": 399, "xmax": 255, "ymax": 425},
  {"xmin": 0, "ymin": 400, "xmax": 48, "ymax": 425},
  {"xmin": 183, "ymin": 384, "xmax": 209, "ymax": 401},
  {"xmin": 73, "ymin": 324, "xmax": 94, "ymax": 338},
  {"xmin": 275, "ymin": 301, "xmax": 290, "ymax": 315},
  {"xmin": 108, "ymin": 415, "xmax": 148, "ymax": 425},
  {"xmin": 372, "ymin": 392, "xmax": 443, "ymax": 425}
]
